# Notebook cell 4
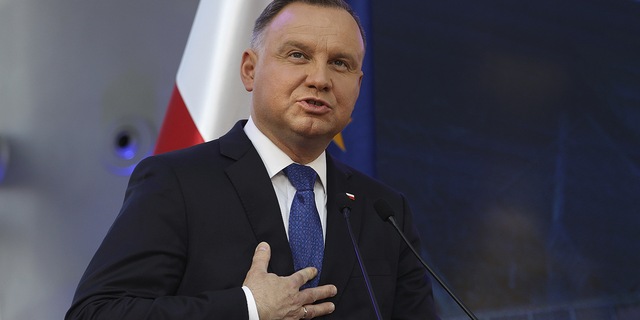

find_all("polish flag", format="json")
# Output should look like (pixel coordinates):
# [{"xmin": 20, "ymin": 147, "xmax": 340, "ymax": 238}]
[{"xmin": 154, "ymin": 0, "xmax": 270, "ymax": 155}]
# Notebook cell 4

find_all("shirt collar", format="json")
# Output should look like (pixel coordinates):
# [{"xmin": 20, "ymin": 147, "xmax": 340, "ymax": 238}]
[{"xmin": 244, "ymin": 117, "xmax": 327, "ymax": 189}]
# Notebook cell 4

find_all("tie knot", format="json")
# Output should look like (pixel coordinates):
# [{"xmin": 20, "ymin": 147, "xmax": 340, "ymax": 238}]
[{"xmin": 283, "ymin": 163, "xmax": 317, "ymax": 191}]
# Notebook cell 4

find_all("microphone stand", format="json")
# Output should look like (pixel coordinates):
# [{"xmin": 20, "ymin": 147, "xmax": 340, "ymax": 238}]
[
  {"xmin": 385, "ymin": 215, "xmax": 478, "ymax": 320},
  {"xmin": 341, "ymin": 205, "xmax": 384, "ymax": 320}
]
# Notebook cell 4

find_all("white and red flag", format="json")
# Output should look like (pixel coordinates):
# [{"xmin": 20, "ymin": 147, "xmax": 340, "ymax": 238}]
[{"xmin": 154, "ymin": 0, "xmax": 270, "ymax": 155}]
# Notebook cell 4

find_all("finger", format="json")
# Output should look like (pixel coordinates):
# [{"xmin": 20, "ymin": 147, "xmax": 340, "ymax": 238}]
[
  {"xmin": 299, "ymin": 284, "xmax": 338, "ymax": 304},
  {"xmin": 302, "ymin": 302, "xmax": 335, "ymax": 319},
  {"xmin": 291, "ymin": 266, "xmax": 318, "ymax": 287},
  {"xmin": 249, "ymin": 242, "xmax": 271, "ymax": 274}
]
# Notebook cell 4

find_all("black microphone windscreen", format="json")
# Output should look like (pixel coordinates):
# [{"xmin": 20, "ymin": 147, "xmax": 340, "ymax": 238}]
[
  {"xmin": 374, "ymin": 198, "xmax": 395, "ymax": 221},
  {"xmin": 336, "ymin": 193, "xmax": 353, "ymax": 212}
]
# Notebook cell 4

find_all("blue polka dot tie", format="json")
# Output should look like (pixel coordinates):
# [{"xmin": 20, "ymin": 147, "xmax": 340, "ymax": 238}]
[{"xmin": 283, "ymin": 163, "xmax": 324, "ymax": 289}]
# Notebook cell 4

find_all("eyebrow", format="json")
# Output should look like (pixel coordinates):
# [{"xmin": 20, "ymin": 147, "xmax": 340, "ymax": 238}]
[{"xmin": 279, "ymin": 40, "xmax": 313, "ymax": 54}]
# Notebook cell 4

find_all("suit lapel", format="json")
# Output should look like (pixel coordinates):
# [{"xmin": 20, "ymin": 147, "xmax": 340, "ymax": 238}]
[
  {"xmin": 221, "ymin": 121, "xmax": 294, "ymax": 276},
  {"xmin": 320, "ymin": 154, "xmax": 361, "ymax": 307},
  {"xmin": 218, "ymin": 122, "xmax": 361, "ymax": 290}
]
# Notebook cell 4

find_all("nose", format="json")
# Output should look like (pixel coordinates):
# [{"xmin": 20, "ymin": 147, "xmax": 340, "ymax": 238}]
[{"xmin": 305, "ymin": 62, "xmax": 331, "ymax": 91}]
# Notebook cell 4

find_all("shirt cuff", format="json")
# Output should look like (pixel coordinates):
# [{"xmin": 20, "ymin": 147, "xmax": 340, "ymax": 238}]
[{"xmin": 242, "ymin": 286, "xmax": 260, "ymax": 320}]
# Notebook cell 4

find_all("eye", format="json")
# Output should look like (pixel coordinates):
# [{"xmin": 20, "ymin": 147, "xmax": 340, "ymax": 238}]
[
  {"xmin": 332, "ymin": 60, "xmax": 348, "ymax": 69},
  {"xmin": 290, "ymin": 52, "xmax": 304, "ymax": 59}
]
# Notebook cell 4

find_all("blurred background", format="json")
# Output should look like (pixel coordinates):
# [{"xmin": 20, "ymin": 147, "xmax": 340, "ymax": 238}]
[
  {"xmin": 1, "ymin": 0, "xmax": 639, "ymax": 319},
  {"xmin": 373, "ymin": 1, "xmax": 640, "ymax": 319}
]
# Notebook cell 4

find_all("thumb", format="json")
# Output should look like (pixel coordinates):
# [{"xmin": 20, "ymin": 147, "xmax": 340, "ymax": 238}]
[{"xmin": 249, "ymin": 242, "xmax": 271, "ymax": 274}]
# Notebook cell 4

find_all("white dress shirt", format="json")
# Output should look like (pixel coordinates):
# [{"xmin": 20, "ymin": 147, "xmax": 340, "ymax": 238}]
[{"xmin": 241, "ymin": 117, "xmax": 328, "ymax": 320}]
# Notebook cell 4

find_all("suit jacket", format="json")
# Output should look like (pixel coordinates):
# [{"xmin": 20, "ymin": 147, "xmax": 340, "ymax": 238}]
[{"xmin": 66, "ymin": 120, "xmax": 439, "ymax": 320}]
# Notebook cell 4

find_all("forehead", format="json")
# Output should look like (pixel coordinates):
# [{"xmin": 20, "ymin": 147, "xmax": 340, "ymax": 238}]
[{"xmin": 264, "ymin": 3, "xmax": 364, "ymax": 57}]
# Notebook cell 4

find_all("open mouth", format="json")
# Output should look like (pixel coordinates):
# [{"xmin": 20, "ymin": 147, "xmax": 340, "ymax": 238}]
[{"xmin": 306, "ymin": 100, "xmax": 324, "ymax": 106}]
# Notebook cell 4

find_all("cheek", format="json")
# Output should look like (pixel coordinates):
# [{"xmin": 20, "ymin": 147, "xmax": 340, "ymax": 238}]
[
  {"xmin": 335, "ymin": 82, "xmax": 360, "ymax": 112},
  {"xmin": 336, "ymin": 73, "xmax": 361, "ymax": 95},
  {"xmin": 255, "ymin": 75, "xmax": 285, "ymax": 106}
]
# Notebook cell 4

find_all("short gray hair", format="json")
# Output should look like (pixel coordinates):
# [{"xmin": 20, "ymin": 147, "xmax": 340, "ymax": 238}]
[{"xmin": 250, "ymin": 0, "xmax": 367, "ymax": 52}]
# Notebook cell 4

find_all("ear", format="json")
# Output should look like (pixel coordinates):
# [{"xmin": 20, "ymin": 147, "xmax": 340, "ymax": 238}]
[{"xmin": 240, "ymin": 49, "xmax": 258, "ymax": 92}]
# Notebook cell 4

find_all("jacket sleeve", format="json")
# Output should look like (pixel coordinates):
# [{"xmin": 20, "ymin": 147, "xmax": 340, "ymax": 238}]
[{"xmin": 65, "ymin": 156, "xmax": 249, "ymax": 320}]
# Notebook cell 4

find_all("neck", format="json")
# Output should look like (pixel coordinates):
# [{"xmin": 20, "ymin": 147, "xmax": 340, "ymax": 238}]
[
  {"xmin": 251, "ymin": 117, "xmax": 334, "ymax": 164},
  {"xmin": 271, "ymin": 136, "xmax": 328, "ymax": 165}
]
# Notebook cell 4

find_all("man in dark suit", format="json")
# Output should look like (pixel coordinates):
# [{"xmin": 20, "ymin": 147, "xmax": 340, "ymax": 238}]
[{"xmin": 66, "ymin": 0, "xmax": 440, "ymax": 319}]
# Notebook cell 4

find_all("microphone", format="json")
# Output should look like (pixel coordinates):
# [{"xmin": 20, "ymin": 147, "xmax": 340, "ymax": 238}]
[
  {"xmin": 336, "ymin": 193, "xmax": 383, "ymax": 320},
  {"xmin": 374, "ymin": 199, "xmax": 479, "ymax": 320}
]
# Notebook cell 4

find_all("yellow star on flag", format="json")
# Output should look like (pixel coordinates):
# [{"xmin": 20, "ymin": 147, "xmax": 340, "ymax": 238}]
[{"xmin": 332, "ymin": 118, "xmax": 353, "ymax": 152}]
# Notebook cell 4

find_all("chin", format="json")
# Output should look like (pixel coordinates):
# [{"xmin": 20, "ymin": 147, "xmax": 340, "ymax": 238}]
[{"xmin": 293, "ymin": 127, "xmax": 333, "ymax": 141}]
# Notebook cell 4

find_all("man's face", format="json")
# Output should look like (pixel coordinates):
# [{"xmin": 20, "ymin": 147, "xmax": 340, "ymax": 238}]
[{"xmin": 241, "ymin": 2, "xmax": 364, "ymax": 151}]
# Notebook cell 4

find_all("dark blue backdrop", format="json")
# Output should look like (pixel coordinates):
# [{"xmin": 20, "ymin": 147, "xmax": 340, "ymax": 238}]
[{"xmin": 370, "ymin": 0, "xmax": 640, "ymax": 319}]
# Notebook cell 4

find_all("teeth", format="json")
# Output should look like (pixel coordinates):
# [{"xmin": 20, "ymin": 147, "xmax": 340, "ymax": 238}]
[{"xmin": 307, "ymin": 100, "xmax": 321, "ymax": 106}]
